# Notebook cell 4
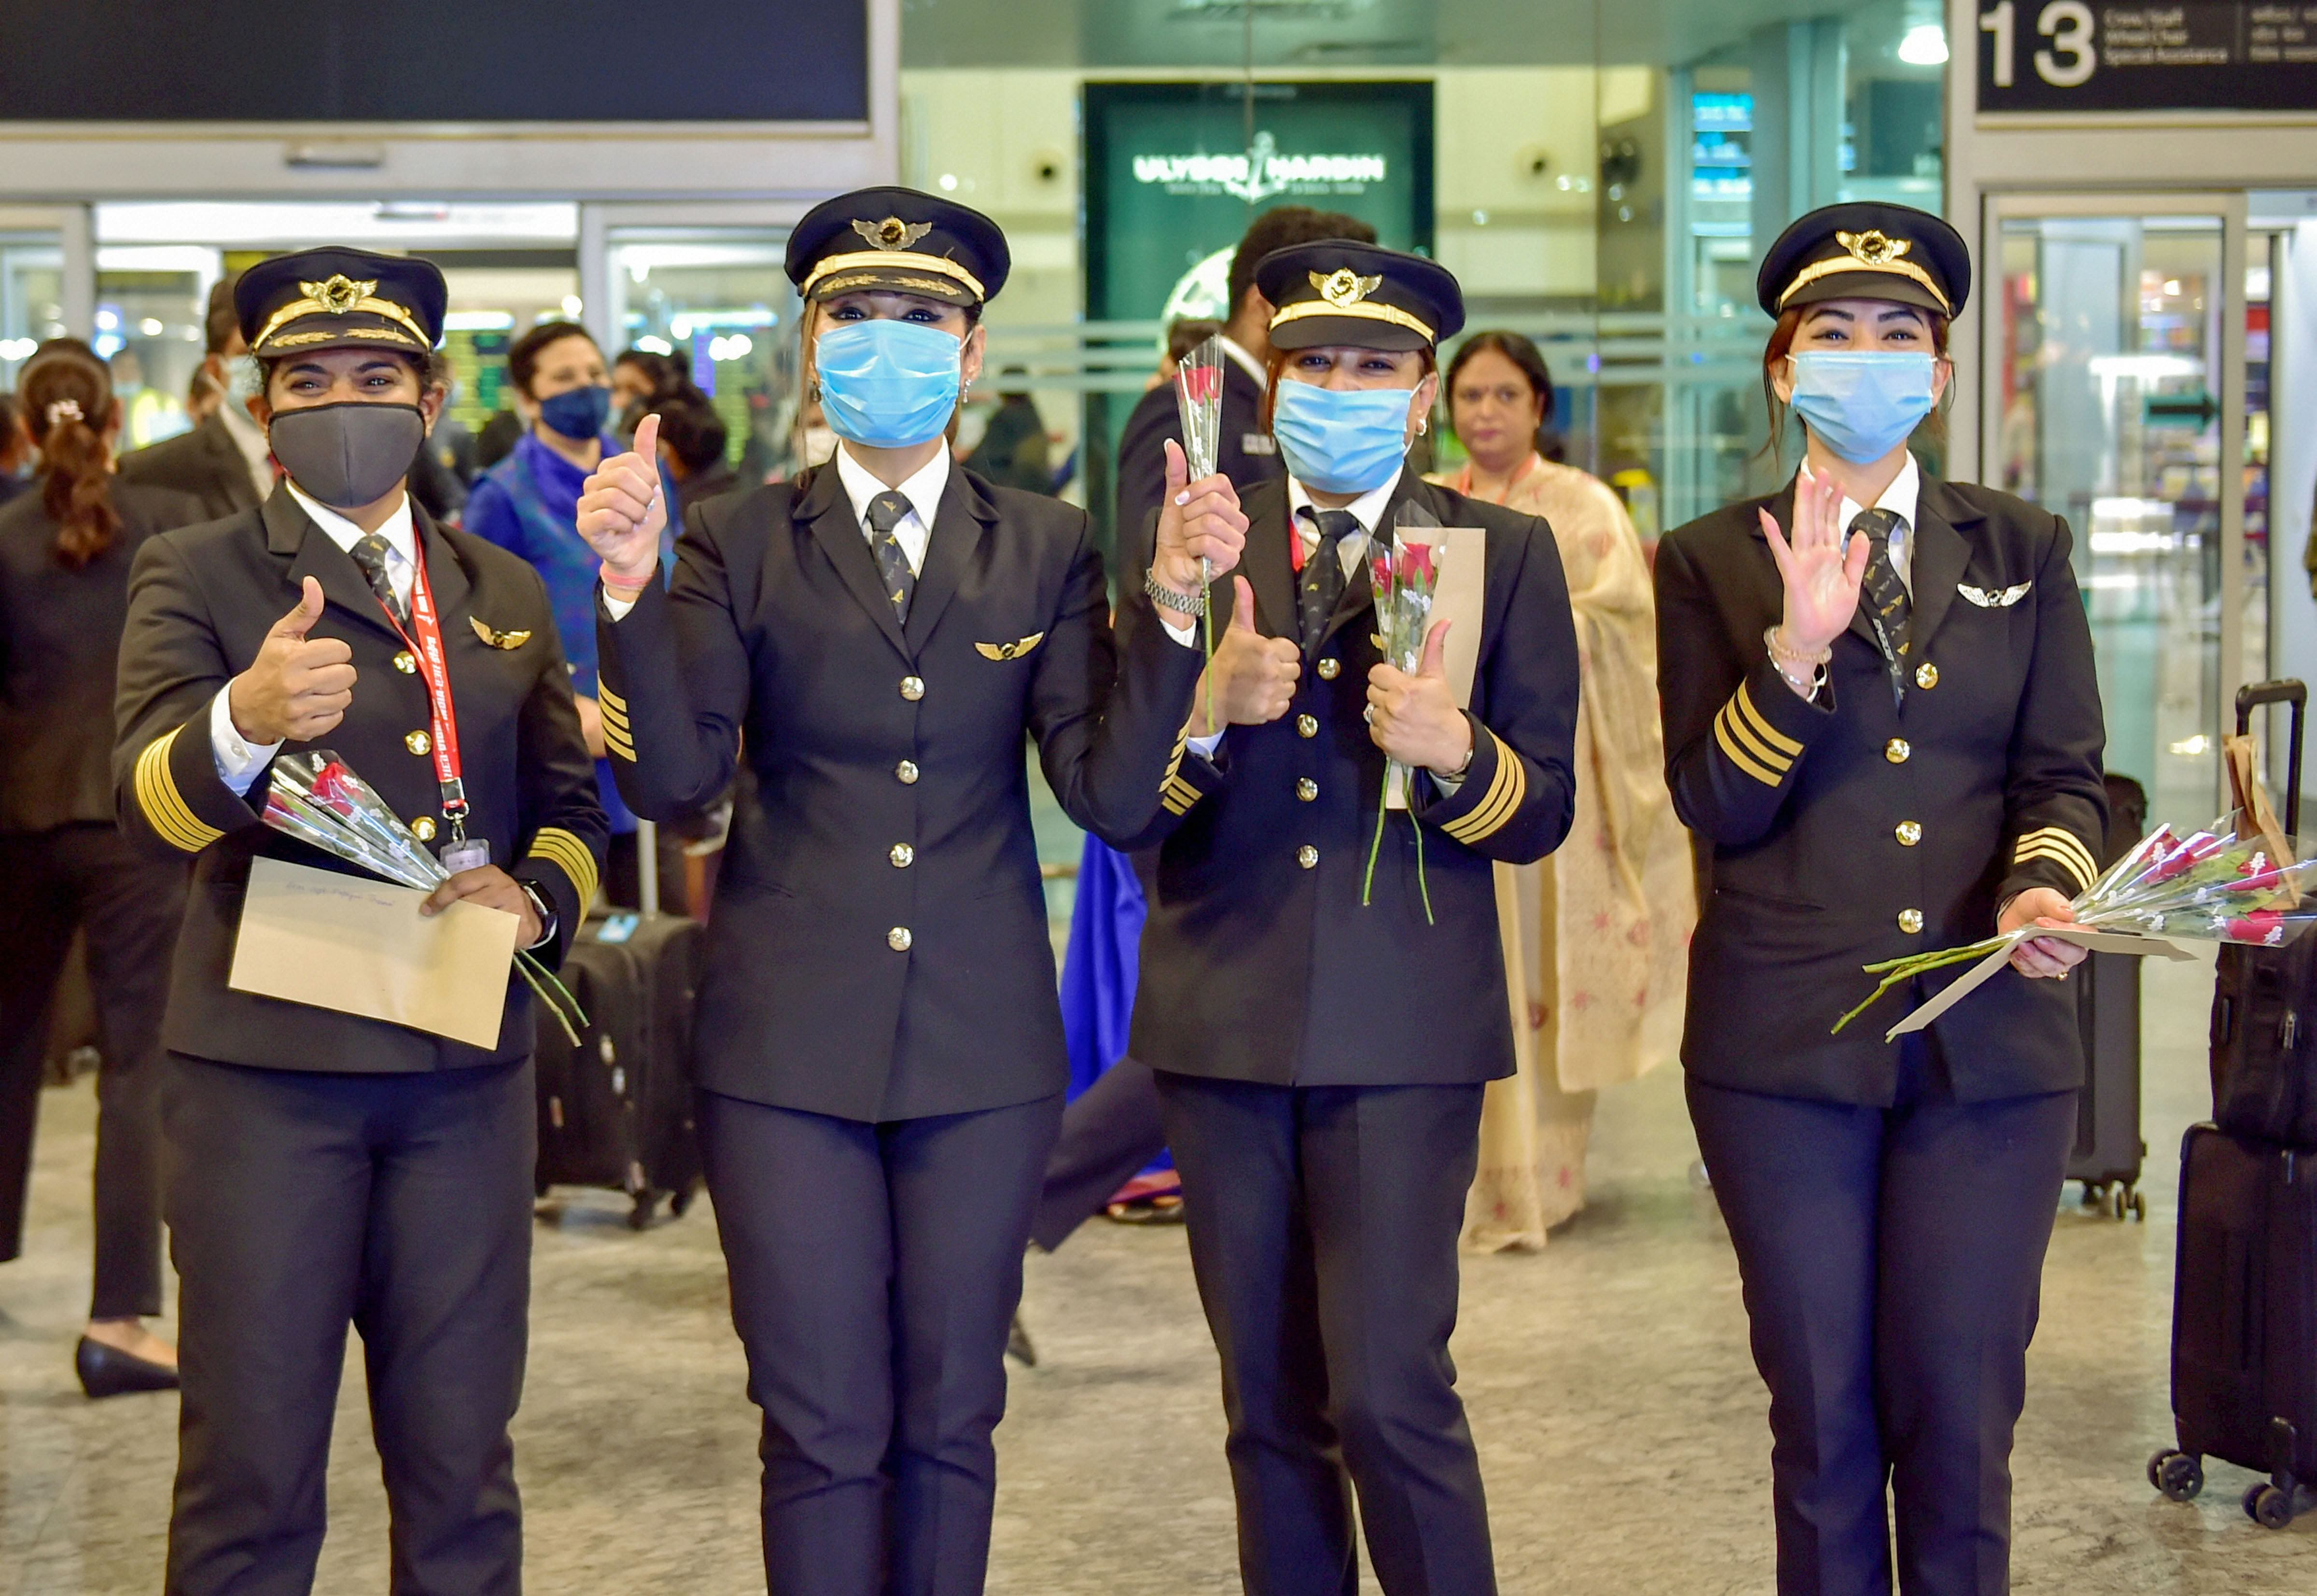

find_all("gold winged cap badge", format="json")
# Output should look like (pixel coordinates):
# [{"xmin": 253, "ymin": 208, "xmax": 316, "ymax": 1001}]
[
  {"xmin": 1312, "ymin": 268, "xmax": 1384, "ymax": 308},
  {"xmin": 1837, "ymin": 230, "xmax": 1910, "ymax": 266},
  {"xmin": 854, "ymin": 217, "xmax": 934, "ymax": 251},
  {"xmin": 303, "ymin": 275, "xmax": 375, "ymax": 314}
]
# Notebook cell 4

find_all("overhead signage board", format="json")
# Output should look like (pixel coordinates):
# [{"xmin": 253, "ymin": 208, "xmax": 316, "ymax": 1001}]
[
  {"xmin": 1085, "ymin": 81, "xmax": 1435, "ymax": 325},
  {"xmin": 0, "ymin": 1, "xmax": 868, "ymax": 123},
  {"xmin": 1976, "ymin": 2, "xmax": 2317, "ymax": 114}
]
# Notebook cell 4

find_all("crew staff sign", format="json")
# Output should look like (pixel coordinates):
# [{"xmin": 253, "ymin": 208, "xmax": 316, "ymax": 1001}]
[{"xmin": 1977, "ymin": 2, "xmax": 2317, "ymax": 112}]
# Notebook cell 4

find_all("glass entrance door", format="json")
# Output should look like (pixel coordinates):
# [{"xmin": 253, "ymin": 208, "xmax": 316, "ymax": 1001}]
[{"xmin": 1984, "ymin": 194, "xmax": 2258, "ymax": 830}]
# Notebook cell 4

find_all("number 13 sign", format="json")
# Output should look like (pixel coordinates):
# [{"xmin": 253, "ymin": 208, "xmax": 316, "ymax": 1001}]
[{"xmin": 1977, "ymin": 1, "xmax": 2317, "ymax": 114}]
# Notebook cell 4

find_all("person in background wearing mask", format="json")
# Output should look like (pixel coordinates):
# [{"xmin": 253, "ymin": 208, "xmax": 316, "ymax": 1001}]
[
  {"xmin": 612, "ymin": 346, "xmax": 686, "ymax": 441},
  {"xmin": 111, "ymin": 247, "xmax": 605, "ymax": 1596},
  {"xmin": 1655, "ymin": 204, "xmax": 2105, "ymax": 1595},
  {"xmin": 577, "ymin": 187, "xmax": 1244, "ymax": 1596},
  {"xmin": 120, "ymin": 276, "xmax": 271, "ymax": 523},
  {"xmin": 0, "ymin": 341, "xmax": 202, "ymax": 1399},
  {"xmin": 1112, "ymin": 242, "xmax": 1580, "ymax": 1596},
  {"xmin": 1428, "ymin": 331, "xmax": 1692, "ymax": 1251},
  {"xmin": 466, "ymin": 319, "xmax": 671, "ymax": 907},
  {"xmin": 792, "ymin": 393, "xmax": 838, "ymax": 474}
]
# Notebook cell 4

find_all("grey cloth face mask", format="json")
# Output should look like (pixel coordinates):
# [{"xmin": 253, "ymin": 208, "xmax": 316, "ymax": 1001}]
[{"xmin": 267, "ymin": 402, "xmax": 426, "ymax": 509}]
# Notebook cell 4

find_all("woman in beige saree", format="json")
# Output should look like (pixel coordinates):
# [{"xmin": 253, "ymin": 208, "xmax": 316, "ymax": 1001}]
[{"xmin": 1430, "ymin": 332, "xmax": 1694, "ymax": 1249}]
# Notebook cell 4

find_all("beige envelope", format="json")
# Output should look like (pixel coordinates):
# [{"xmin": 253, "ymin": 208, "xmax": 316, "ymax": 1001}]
[{"xmin": 229, "ymin": 857, "xmax": 518, "ymax": 1049}]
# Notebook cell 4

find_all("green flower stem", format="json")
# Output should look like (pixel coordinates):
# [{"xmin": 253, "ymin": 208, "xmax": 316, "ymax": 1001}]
[
  {"xmin": 1831, "ymin": 935, "xmax": 2016, "ymax": 1035},
  {"xmin": 516, "ymin": 949, "xmax": 588, "ymax": 1049},
  {"xmin": 1361, "ymin": 764, "xmax": 1391, "ymax": 907},
  {"xmin": 1411, "ymin": 803, "xmax": 1435, "ymax": 926}
]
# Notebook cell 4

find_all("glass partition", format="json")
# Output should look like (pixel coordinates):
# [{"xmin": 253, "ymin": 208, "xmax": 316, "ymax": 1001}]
[
  {"xmin": 0, "ymin": 231, "xmax": 67, "ymax": 388},
  {"xmin": 1992, "ymin": 212, "xmax": 2230, "ymax": 828}
]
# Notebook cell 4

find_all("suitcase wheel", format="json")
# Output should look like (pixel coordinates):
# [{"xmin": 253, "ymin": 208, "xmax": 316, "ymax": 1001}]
[
  {"xmin": 2148, "ymin": 1449, "xmax": 2204, "ymax": 1502},
  {"xmin": 2245, "ymin": 1482, "xmax": 2297, "ymax": 1529},
  {"xmin": 669, "ymin": 1182, "xmax": 698, "ymax": 1218}
]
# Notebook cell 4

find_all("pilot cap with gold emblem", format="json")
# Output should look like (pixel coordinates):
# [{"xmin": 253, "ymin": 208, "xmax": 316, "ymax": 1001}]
[
  {"xmin": 235, "ymin": 247, "xmax": 447, "ymax": 360},
  {"xmin": 1756, "ymin": 202, "xmax": 1971, "ymax": 321},
  {"xmin": 1255, "ymin": 240, "xmax": 1465, "ymax": 353},
  {"xmin": 785, "ymin": 186, "xmax": 1010, "ymax": 310}
]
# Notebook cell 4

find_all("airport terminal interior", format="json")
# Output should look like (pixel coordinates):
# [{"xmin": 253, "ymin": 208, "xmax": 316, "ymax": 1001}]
[{"xmin": 2, "ymin": 0, "xmax": 2316, "ymax": 1591}]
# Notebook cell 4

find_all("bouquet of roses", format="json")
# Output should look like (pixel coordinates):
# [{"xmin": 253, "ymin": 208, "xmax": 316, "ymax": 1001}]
[
  {"xmin": 1173, "ymin": 335, "xmax": 1227, "ymax": 725},
  {"xmin": 1359, "ymin": 524, "xmax": 1442, "ymax": 921},
  {"xmin": 1832, "ymin": 812, "xmax": 2317, "ymax": 1035},
  {"xmin": 263, "ymin": 750, "xmax": 587, "ymax": 1044}
]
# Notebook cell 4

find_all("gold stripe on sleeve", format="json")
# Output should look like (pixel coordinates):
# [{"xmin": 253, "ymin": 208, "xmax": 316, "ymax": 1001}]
[
  {"xmin": 596, "ymin": 695, "xmax": 629, "ymax": 735},
  {"xmin": 1733, "ymin": 682, "xmax": 1804, "ymax": 757},
  {"xmin": 527, "ymin": 827, "xmax": 600, "ymax": 910},
  {"xmin": 1713, "ymin": 707, "xmax": 1786, "ymax": 787},
  {"xmin": 135, "ymin": 727, "xmax": 223, "ymax": 853},
  {"xmin": 597, "ymin": 684, "xmax": 629, "ymax": 720},
  {"xmin": 1443, "ymin": 741, "xmax": 1528, "ymax": 844},
  {"xmin": 2015, "ymin": 826, "xmax": 2099, "ymax": 886},
  {"xmin": 1720, "ymin": 700, "xmax": 1795, "ymax": 775}
]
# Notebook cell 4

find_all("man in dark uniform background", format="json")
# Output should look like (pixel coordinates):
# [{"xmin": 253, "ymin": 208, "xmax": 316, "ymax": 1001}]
[
  {"xmin": 1117, "ymin": 242, "xmax": 1581, "ymax": 1596},
  {"xmin": 113, "ymin": 247, "xmax": 606, "ymax": 1596},
  {"xmin": 119, "ymin": 276, "xmax": 270, "ymax": 523}
]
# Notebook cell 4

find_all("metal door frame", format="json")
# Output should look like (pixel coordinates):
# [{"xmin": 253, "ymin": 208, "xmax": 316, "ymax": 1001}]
[
  {"xmin": 0, "ymin": 203, "xmax": 95, "ymax": 341},
  {"xmin": 1978, "ymin": 189, "xmax": 2254, "ymax": 722}
]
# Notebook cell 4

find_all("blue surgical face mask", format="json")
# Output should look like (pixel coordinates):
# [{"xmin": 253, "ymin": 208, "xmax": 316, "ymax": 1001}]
[
  {"xmin": 1785, "ymin": 350, "xmax": 1936, "ymax": 465},
  {"xmin": 539, "ymin": 383, "xmax": 613, "ymax": 442},
  {"xmin": 814, "ymin": 318, "xmax": 964, "ymax": 450},
  {"xmin": 1270, "ymin": 378, "xmax": 1416, "ymax": 496}
]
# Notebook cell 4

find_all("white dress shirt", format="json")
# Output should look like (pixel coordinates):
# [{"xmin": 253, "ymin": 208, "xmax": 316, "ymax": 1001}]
[
  {"xmin": 216, "ymin": 396, "xmax": 277, "ymax": 506},
  {"xmin": 834, "ymin": 438, "xmax": 947, "ymax": 575},
  {"xmin": 209, "ymin": 484, "xmax": 417, "ymax": 786},
  {"xmin": 1834, "ymin": 451, "xmax": 1919, "ymax": 594}
]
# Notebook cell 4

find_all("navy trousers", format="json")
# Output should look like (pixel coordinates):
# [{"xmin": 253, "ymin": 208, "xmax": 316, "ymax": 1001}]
[
  {"xmin": 697, "ymin": 1088, "xmax": 1063, "ymax": 1596},
  {"xmin": 162, "ymin": 1054, "xmax": 534, "ymax": 1596},
  {"xmin": 1686, "ymin": 1052, "xmax": 2076, "ymax": 1596},
  {"xmin": 1156, "ymin": 1073, "xmax": 1495, "ymax": 1596}
]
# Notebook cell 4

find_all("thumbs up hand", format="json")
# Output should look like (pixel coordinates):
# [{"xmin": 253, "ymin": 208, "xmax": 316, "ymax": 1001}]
[
  {"xmin": 1190, "ymin": 575, "xmax": 1300, "ymax": 736},
  {"xmin": 228, "ymin": 576, "xmax": 357, "ymax": 744},
  {"xmin": 1366, "ymin": 618, "xmax": 1471, "ymax": 776},
  {"xmin": 576, "ymin": 411, "xmax": 667, "ymax": 587}
]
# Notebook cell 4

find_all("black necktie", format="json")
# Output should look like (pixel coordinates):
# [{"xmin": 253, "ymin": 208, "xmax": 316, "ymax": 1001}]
[
  {"xmin": 864, "ymin": 491, "xmax": 917, "ymax": 624},
  {"xmin": 1852, "ymin": 506, "xmax": 1911, "ymax": 707},
  {"xmin": 1298, "ymin": 508, "xmax": 1361, "ymax": 651},
  {"xmin": 349, "ymin": 532, "xmax": 405, "ymax": 626}
]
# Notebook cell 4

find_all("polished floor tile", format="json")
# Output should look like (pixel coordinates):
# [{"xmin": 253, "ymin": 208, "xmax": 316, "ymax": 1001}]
[{"xmin": 3, "ymin": 949, "xmax": 2312, "ymax": 1592}]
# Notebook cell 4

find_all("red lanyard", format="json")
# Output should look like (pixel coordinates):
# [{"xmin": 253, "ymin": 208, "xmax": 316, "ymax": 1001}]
[{"xmin": 375, "ymin": 542, "xmax": 469, "ymax": 843}]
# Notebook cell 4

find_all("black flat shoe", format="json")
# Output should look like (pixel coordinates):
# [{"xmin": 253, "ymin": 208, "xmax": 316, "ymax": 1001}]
[
  {"xmin": 76, "ymin": 1336, "xmax": 181, "ymax": 1399},
  {"xmin": 1005, "ymin": 1311, "xmax": 1037, "ymax": 1368}
]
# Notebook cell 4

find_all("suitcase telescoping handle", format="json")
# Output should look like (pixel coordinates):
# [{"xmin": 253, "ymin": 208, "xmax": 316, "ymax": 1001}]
[{"xmin": 2235, "ymin": 680, "xmax": 2306, "ymax": 836}]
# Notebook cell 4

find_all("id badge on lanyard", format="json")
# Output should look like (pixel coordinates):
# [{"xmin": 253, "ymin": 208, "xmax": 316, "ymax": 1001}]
[{"xmin": 381, "ymin": 546, "xmax": 487, "ymax": 872}]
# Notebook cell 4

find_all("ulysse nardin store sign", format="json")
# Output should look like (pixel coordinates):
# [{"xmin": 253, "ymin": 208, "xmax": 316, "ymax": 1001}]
[
  {"xmin": 1976, "ymin": 2, "xmax": 2317, "ymax": 114},
  {"xmin": 1131, "ymin": 133, "xmax": 1391, "ymax": 203}
]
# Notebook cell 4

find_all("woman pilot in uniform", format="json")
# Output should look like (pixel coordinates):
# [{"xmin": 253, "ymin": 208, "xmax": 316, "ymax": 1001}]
[
  {"xmin": 574, "ymin": 187, "xmax": 1246, "ymax": 1596},
  {"xmin": 1652, "ymin": 203, "xmax": 2107, "ymax": 1596},
  {"xmin": 112, "ymin": 248, "xmax": 607, "ymax": 1596}
]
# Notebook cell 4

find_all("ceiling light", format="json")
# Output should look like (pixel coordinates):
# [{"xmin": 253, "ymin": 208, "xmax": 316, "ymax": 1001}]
[{"xmin": 1898, "ymin": 24, "xmax": 1948, "ymax": 66}]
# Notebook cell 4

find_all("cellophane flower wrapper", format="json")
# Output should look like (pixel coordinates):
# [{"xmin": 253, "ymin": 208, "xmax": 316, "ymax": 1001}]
[
  {"xmin": 1173, "ymin": 336, "xmax": 1226, "ymax": 724},
  {"xmin": 1360, "ymin": 535, "xmax": 1440, "ymax": 920},
  {"xmin": 259, "ymin": 751, "xmax": 587, "ymax": 1045},
  {"xmin": 1832, "ymin": 813, "xmax": 2317, "ymax": 1034}
]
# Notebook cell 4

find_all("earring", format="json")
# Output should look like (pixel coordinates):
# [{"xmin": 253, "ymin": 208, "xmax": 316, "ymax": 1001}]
[
  {"xmin": 1417, "ymin": 418, "xmax": 1429, "ymax": 435},
  {"xmin": 808, "ymin": 379, "xmax": 821, "ymax": 403}
]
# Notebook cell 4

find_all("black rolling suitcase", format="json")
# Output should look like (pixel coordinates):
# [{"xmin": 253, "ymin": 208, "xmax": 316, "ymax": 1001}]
[
  {"xmin": 2150, "ymin": 1124, "xmax": 2317, "ymax": 1529},
  {"xmin": 534, "ymin": 909, "xmax": 706, "ymax": 1228},
  {"xmin": 2070, "ymin": 771, "xmax": 2150, "ymax": 1219},
  {"xmin": 2209, "ymin": 682, "xmax": 2317, "ymax": 1148}
]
